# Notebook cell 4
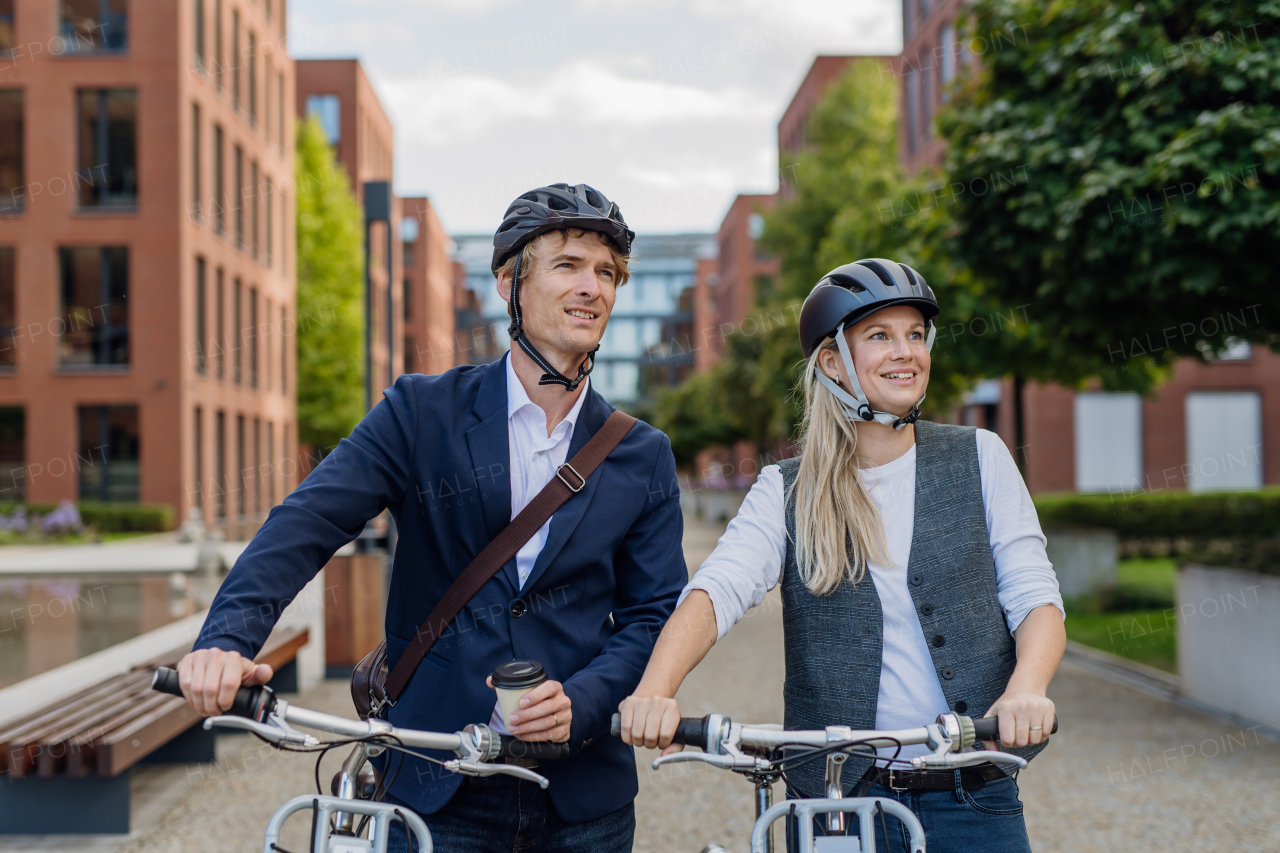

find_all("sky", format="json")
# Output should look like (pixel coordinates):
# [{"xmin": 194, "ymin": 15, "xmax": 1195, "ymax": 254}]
[{"xmin": 291, "ymin": 0, "xmax": 903, "ymax": 235}]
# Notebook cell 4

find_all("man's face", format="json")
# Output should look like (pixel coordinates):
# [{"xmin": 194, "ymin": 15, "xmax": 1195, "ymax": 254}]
[{"xmin": 498, "ymin": 232, "xmax": 619, "ymax": 359}]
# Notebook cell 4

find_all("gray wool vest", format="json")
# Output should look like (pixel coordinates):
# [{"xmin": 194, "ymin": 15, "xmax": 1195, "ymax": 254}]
[{"xmin": 778, "ymin": 420, "xmax": 1046, "ymax": 798}]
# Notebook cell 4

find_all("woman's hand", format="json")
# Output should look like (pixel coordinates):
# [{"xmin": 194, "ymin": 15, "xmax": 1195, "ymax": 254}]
[
  {"xmin": 983, "ymin": 688, "xmax": 1056, "ymax": 749},
  {"xmin": 617, "ymin": 694, "xmax": 685, "ymax": 755}
]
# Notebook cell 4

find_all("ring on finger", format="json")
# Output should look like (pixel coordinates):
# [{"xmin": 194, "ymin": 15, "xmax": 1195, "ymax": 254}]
[
  {"xmin": 553, "ymin": 713, "xmax": 559, "ymax": 727},
  {"xmin": 1030, "ymin": 725, "xmax": 1042, "ymax": 731}
]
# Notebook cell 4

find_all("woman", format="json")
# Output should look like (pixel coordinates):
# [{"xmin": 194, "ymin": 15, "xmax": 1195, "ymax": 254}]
[{"xmin": 620, "ymin": 259, "xmax": 1065, "ymax": 853}]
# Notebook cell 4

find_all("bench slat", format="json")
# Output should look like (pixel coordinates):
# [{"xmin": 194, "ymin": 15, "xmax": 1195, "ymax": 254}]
[
  {"xmin": 45, "ymin": 692, "xmax": 173, "ymax": 778},
  {"xmin": 96, "ymin": 697, "xmax": 202, "ymax": 778}
]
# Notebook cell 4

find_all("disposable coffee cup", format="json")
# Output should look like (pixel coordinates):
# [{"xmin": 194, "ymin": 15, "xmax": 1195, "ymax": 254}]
[{"xmin": 492, "ymin": 660, "xmax": 548, "ymax": 729}]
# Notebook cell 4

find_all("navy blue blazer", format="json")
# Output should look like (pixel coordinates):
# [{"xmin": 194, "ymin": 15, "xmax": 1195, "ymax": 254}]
[{"xmin": 193, "ymin": 355, "xmax": 687, "ymax": 822}]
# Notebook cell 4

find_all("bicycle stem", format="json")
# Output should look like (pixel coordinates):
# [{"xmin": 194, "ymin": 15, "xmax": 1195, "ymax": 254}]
[{"xmin": 824, "ymin": 752, "xmax": 848, "ymax": 833}]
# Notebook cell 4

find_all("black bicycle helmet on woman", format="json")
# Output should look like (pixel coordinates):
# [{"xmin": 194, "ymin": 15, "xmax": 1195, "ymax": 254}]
[
  {"xmin": 492, "ymin": 183, "xmax": 635, "ymax": 393},
  {"xmin": 798, "ymin": 258, "xmax": 940, "ymax": 429}
]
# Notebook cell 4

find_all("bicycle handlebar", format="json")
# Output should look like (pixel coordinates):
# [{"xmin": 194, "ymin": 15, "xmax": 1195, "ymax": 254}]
[
  {"xmin": 496, "ymin": 736, "xmax": 570, "ymax": 762},
  {"xmin": 972, "ymin": 715, "xmax": 1058, "ymax": 742},
  {"xmin": 152, "ymin": 665, "xmax": 276, "ymax": 721}
]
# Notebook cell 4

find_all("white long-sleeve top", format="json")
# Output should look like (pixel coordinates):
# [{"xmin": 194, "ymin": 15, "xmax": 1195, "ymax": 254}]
[{"xmin": 681, "ymin": 429, "xmax": 1064, "ymax": 756}]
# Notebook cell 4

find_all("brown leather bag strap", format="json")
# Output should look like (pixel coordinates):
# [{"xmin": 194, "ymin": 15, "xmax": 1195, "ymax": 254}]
[{"xmin": 383, "ymin": 409, "xmax": 637, "ymax": 704}]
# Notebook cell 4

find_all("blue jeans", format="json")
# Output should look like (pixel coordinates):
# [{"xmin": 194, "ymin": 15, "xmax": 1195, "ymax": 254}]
[
  {"xmin": 385, "ymin": 774, "xmax": 635, "ymax": 853},
  {"xmin": 787, "ymin": 774, "xmax": 1032, "ymax": 853}
]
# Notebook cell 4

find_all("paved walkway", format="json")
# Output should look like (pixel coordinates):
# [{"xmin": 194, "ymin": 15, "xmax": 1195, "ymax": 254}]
[{"xmin": 9, "ymin": 514, "xmax": 1276, "ymax": 852}]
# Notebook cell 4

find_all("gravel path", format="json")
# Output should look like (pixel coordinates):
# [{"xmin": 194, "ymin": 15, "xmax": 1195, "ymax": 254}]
[{"xmin": 87, "ymin": 515, "xmax": 1280, "ymax": 851}]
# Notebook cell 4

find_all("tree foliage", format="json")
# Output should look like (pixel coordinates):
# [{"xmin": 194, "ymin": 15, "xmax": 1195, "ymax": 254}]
[
  {"xmin": 941, "ymin": 0, "xmax": 1280, "ymax": 390},
  {"xmin": 295, "ymin": 115, "xmax": 366, "ymax": 449}
]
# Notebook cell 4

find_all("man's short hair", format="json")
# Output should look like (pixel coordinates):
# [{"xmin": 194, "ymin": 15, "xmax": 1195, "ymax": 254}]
[{"xmin": 496, "ymin": 228, "xmax": 632, "ymax": 315}]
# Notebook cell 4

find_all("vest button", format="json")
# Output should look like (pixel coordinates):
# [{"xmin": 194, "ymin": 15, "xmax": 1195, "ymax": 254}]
[
  {"xmin": 941, "ymin": 667, "xmax": 955, "ymax": 680},
  {"xmin": 954, "ymin": 700, "xmax": 968, "ymax": 713},
  {"xmin": 511, "ymin": 600, "xmax": 526, "ymax": 618},
  {"xmin": 932, "ymin": 634, "xmax": 945, "ymax": 647},
  {"xmin": 909, "ymin": 573, "xmax": 923, "ymax": 586},
  {"xmin": 920, "ymin": 603, "xmax": 935, "ymax": 616}
]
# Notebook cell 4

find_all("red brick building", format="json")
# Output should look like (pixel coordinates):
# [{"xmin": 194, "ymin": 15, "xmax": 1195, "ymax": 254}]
[
  {"xmin": 0, "ymin": 0, "xmax": 297, "ymax": 528},
  {"xmin": 400, "ymin": 196, "xmax": 456, "ymax": 376},
  {"xmin": 897, "ymin": 0, "xmax": 1278, "ymax": 493}
]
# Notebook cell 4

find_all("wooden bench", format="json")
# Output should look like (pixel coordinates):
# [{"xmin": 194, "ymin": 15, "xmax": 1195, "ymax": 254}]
[{"xmin": 0, "ymin": 626, "xmax": 309, "ymax": 835}]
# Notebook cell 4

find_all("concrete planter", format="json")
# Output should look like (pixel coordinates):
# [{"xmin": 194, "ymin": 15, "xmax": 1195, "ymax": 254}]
[
  {"xmin": 1177, "ymin": 564, "xmax": 1280, "ymax": 730},
  {"xmin": 1044, "ymin": 528, "xmax": 1118, "ymax": 597}
]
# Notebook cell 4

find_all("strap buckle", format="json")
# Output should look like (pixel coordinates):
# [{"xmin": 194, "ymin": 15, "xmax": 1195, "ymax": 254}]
[{"xmin": 556, "ymin": 462, "xmax": 586, "ymax": 493}]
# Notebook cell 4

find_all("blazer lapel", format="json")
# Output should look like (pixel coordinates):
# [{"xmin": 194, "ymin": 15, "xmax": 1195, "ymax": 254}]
[
  {"xmin": 520, "ymin": 388, "xmax": 615, "ymax": 594},
  {"xmin": 465, "ymin": 356, "xmax": 516, "ymax": 587}
]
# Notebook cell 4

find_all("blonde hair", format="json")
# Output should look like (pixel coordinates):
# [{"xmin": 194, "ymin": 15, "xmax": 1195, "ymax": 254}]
[
  {"xmin": 786, "ymin": 340, "xmax": 894, "ymax": 595},
  {"xmin": 496, "ymin": 228, "xmax": 632, "ymax": 302}
]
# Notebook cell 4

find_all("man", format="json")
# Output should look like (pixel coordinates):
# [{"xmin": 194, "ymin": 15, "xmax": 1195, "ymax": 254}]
[{"xmin": 176, "ymin": 183, "xmax": 687, "ymax": 851}]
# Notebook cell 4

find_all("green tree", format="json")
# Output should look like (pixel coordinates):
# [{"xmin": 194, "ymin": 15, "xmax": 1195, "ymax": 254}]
[
  {"xmin": 942, "ymin": 0, "xmax": 1280, "ymax": 392},
  {"xmin": 295, "ymin": 115, "xmax": 365, "ymax": 450}
]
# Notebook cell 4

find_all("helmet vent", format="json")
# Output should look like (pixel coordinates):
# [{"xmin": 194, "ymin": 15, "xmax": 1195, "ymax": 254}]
[
  {"xmin": 497, "ymin": 219, "xmax": 520, "ymax": 233},
  {"xmin": 547, "ymin": 195, "xmax": 570, "ymax": 211},
  {"xmin": 858, "ymin": 260, "xmax": 897, "ymax": 290},
  {"xmin": 900, "ymin": 265, "xmax": 919, "ymax": 288},
  {"xmin": 585, "ymin": 189, "xmax": 603, "ymax": 208},
  {"xmin": 827, "ymin": 274, "xmax": 866, "ymax": 294},
  {"xmin": 520, "ymin": 193, "xmax": 539, "ymax": 202}
]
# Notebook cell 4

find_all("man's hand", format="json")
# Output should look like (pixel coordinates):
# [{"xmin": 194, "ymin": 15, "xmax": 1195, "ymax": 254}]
[
  {"xmin": 983, "ymin": 688, "xmax": 1055, "ymax": 749},
  {"xmin": 177, "ymin": 648, "xmax": 273, "ymax": 717},
  {"xmin": 487, "ymin": 676, "xmax": 572, "ymax": 743},
  {"xmin": 617, "ymin": 694, "xmax": 684, "ymax": 755}
]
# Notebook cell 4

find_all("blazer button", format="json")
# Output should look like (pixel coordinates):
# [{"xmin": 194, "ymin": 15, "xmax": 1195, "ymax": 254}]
[
  {"xmin": 920, "ymin": 603, "xmax": 935, "ymax": 616},
  {"xmin": 932, "ymin": 634, "xmax": 945, "ymax": 648},
  {"xmin": 909, "ymin": 573, "xmax": 923, "ymax": 586},
  {"xmin": 954, "ymin": 700, "xmax": 968, "ymax": 714},
  {"xmin": 510, "ymin": 600, "xmax": 526, "ymax": 618},
  {"xmin": 941, "ymin": 667, "xmax": 955, "ymax": 680}
]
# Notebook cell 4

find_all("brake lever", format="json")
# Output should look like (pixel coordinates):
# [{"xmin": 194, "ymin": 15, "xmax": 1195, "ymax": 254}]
[
  {"xmin": 910, "ymin": 750, "xmax": 1028, "ymax": 770},
  {"xmin": 202, "ymin": 715, "xmax": 319, "ymax": 746},
  {"xmin": 651, "ymin": 751, "xmax": 769, "ymax": 772},
  {"xmin": 445, "ymin": 760, "xmax": 550, "ymax": 789}
]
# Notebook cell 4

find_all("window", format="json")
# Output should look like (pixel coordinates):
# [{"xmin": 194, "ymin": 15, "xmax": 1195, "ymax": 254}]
[
  {"xmin": 215, "ymin": 410, "xmax": 225, "ymax": 518},
  {"xmin": 1186, "ymin": 392, "xmax": 1263, "ymax": 491},
  {"xmin": 236, "ymin": 414, "xmax": 244, "ymax": 517},
  {"xmin": 213, "ymin": 124, "xmax": 224, "ymax": 233},
  {"xmin": 250, "ymin": 161, "xmax": 258, "ymax": 258},
  {"xmin": 940, "ymin": 26, "xmax": 957, "ymax": 88},
  {"xmin": 306, "ymin": 94, "xmax": 340, "ymax": 146},
  {"xmin": 280, "ymin": 305, "xmax": 286, "ymax": 393},
  {"xmin": 266, "ymin": 421, "xmax": 274, "ymax": 505},
  {"xmin": 0, "ymin": 248, "xmax": 12, "ymax": 367},
  {"xmin": 214, "ymin": 0, "xmax": 223, "ymax": 90},
  {"xmin": 78, "ymin": 405, "xmax": 139, "ymax": 502},
  {"xmin": 191, "ymin": 103, "xmax": 201, "ymax": 220},
  {"xmin": 215, "ymin": 267, "xmax": 224, "ymax": 378},
  {"xmin": 249, "ymin": 286, "xmax": 257, "ymax": 388},
  {"xmin": 61, "ymin": 0, "xmax": 127, "ymax": 53},
  {"xmin": 921, "ymin": 51, "xmax": 934, "ymax": 138},
  {"xmin": 905, "ymin": 68, "xmax": 919, "ymax": 154},
  {"xmin": 0, "ymin": 90, "xmax": 19, "ymax": 213},
  {"xmin": 265, "ymin": 177, "xmax": 272, "ymax": 265},
  {"xmin": 264, "ymin": 296, "xmax": 272, "ymax": 389},
  {"xmin": 252, "ymin": 417, "xmax": 260, "ymax": 514},
  {"xmin": 193, "ymin": 0, "xmax": 204, "ymax": 70},
  {"xmin": 233, "ymin": 277, "xmax": 241, "ymax": 383},
  {"xmin": 248, "ymin": 31, "xmax": 257, "ymax": 126},
  {"xmin": 231, "ymin": 10, "xmax": 240, "ymax": 109},
  {"xmin": 234, "ymin": 145, "xmax": 244, "ymax": 248},
  {"xmin": 193, "ymin": 406, "xmax": 203, "ymax": 509},
  {"xmin": 195, "ymin": 256, "xmax": 206, "ymax": 373},
  {"xmin": 77, "ymin": 89, "xmax": 137, "ymax": 208},
  {"xmin": 904, "ymin": 0, "xmax": 915, "ymax": 41},
  {"xmin": 403, "ymin": 278, "xmax": 411, "ymax": 321},
  {"xmin": 0, "ymin": 1, "xmax": 13, "ymax": 55},
  {"xmin": 277, "ymin": 71, "xmax": 284, "ymax": 154},
  {"xmin": 0, "ymin": 407, "xmax": 23, "ymax": 501},
  {"xmin": 59, "ymin": 247, "xmax": 129, "ymax": 366},
  {"xmin": 1074, "ymin": 393, "xmax": 1142, "ymax": 493}
]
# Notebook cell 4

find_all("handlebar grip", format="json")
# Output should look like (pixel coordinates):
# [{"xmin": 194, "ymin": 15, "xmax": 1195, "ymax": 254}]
[
  {"xmin": 972, "ymin": 715, "xmax": 1058, "ymax": 741},
  {"xmin": 497, "ymin": 736, "xmax": 570, "ymax": 763},
  {"xmin": 608, "ymin": 713, "xmax": 709, "ymax": 750},
  {"xmin": 151, "ymin": 666, "xmax": 276, "ymax": 722}
]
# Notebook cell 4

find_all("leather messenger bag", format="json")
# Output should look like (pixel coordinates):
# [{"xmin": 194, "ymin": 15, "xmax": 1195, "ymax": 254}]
[{"xmin": 351, "ymin": 410, "xmax": 636, "ymax": 720}]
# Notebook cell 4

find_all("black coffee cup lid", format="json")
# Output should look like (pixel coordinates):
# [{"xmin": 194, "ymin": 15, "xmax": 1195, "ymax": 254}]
[{"xmin": 492, "ymin": 660, "xmax": 547, "ymax": 689}]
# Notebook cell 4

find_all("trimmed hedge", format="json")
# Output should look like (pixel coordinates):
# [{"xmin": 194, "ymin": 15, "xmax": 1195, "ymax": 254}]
[
  {"xmin": 4, "ymin": 501, "xmax": 175, "ymax": 533},
  {"xmin": 1033, "ymin": 488, "xmax": 1280, "ymax": 539}
]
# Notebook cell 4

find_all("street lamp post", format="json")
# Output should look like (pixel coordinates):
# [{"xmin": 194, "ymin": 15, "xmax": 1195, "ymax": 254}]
[{"xmin": 363, "ymin": 180, "xmax": 393, "ymax": 412}]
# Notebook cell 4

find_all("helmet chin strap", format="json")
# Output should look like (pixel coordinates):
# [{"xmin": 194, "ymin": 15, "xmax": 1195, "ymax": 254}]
[
  {"xmin": 814, "ymin": 321, "xmax": 936, "ymax": 430},
  {"xmin": 507, "ymin": 253, "xmax": 597, "ymax": 392}
]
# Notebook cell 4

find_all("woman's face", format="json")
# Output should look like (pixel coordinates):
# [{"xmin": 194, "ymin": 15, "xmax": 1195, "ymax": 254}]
[{"xmin": 818, "ymin": 305, "xmax": 931, "ymax": 417}]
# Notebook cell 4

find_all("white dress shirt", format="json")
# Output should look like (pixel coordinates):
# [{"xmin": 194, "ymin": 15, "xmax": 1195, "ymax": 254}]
[
  {"xmin": 489, "ymin": 354, "xmax": 590, "ymax": 734},
  {"xmin": 681, "ymin": 429, "xmax": 1064, "ymax": 757}
]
